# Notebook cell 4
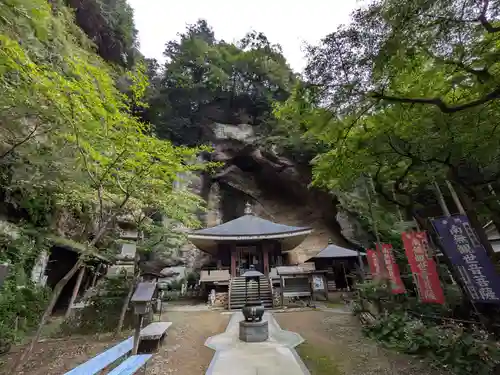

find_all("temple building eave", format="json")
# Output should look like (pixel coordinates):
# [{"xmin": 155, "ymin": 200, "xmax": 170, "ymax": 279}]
[{"xmin": 188, "ymin": 230, "xmax": 312, "ymax": 254}]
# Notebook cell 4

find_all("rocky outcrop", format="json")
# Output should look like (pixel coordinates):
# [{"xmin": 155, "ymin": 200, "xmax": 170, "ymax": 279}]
[{"xmin": 200, "ymin": 124, "xmax": 369, "ymax": 263}]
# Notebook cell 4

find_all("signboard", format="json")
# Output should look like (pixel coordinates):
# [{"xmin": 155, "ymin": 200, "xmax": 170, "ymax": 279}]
[
  {"xmin": 312, "ymin": 275, "xmax": 325, "ymax": 291},
  {"xmin": 432, "ymin": 215, "xmax": 500, "ymax": 303},
  {"xmin": 402, "ymin": 232, "xmax": 444, "ymax": 304},
  {"xmin": 366, "ymin": 249, "xmax": 381, "ymax": 277},
  {"xmin": 378, "ymin": 244, "xmax": 406, "ymax": 294}
]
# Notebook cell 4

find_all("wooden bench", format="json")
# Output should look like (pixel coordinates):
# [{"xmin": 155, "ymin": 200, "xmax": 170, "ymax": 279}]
[
  {"xmin": 64, "ymin": 337, "xmax": 152, "ymax": 375},
  {"xmin": 138, "ymin": 321, "xmax": 172, "ymax": 353}
]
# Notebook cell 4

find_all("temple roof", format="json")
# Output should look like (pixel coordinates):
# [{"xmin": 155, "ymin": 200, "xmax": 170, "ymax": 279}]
[
  {"xmin": 190, "ymin": 215, "xmax": 311, "ymax": 238},
  {"xmin": 306, "ymin": 243, "xmax": 365, "ymax": 260},
  {"xmin": 187, "ymin": 214, "xmax": 312, "ymax": 253}
]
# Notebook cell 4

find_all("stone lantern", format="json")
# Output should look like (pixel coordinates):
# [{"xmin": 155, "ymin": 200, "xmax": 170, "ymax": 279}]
[
  {"xmin": 239, "ymin": 265, "xmax": 268, "ymax": 342},
  {"xmin": 241, "ymin": 265, "xmax": 264, "ymax": 321}
]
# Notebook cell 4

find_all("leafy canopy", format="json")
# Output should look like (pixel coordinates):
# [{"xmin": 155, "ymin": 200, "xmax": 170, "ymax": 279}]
[
  {"xmin": 273, "ymin": 0, "xmax": 500, "ymax": 218},
  {"xmin": 0, "ymin": 0, "xmax": 205, "ymax": 246}
]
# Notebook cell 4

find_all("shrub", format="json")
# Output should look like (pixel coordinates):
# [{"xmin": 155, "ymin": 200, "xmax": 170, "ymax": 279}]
[
  {"xmin": 60, "ymin": 275, "xmax": 135, "ymax": 334},
  {"xmin": 363, "ymin": 311, "xmax": 500, "ymax": 375},
  {"xmin": 0, "ymin": 231, "xmax": 50, "ymax": 353},
  {"xmin": 0, "ymin": 279, "xmax": 49, "ymax": 353}
]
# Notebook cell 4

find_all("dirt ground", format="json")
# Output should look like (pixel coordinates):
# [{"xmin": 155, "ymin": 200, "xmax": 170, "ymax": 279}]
[
  {"xmin": 275, "ymin": 310, "xmax": 447, "ymax": 375},
  {"xmin": 1, "ymin": 310, "xmax": 228, "ymax": 375},
  {"xmin": 146, "ymin": 311, "xmax": 229, "ymax": 375}
]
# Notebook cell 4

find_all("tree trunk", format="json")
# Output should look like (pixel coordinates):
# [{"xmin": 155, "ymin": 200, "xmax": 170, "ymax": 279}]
[
  {"xmin": 116, "ymin": 274, "xmax": 137, "ymax": 335},
  {"xmin": 452, "ymin": 181, "xmax": 496, "ymax": 258},
  {"xmin": 11, "ymin": 207, "xmax": 124, "ymax": 372},
  {"xmin": 11, "ymin": 258, "xmax": 83, "ymax": 372},
  {"xmin": 116, "ymin": 235, "xmax": 141, "ymax": 335},
  {"xmin": 64, "ymin": 266, "xmax": 85, "ymax": 319}
]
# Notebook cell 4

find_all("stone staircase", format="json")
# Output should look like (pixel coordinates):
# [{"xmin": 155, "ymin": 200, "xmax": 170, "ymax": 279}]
[{"xmin": 229, "ymin": 276, "xmax": 273, "ymax": 310}]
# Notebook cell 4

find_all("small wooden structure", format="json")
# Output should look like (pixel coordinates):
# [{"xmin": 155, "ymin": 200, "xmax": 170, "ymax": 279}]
[
  {"xmin": 130, "ymin": 282, "xmax": 172, "ymax": 354},
  {"xmin": 188, "ymin": 204, "xmax": 313, "ymax": 309},
  {"xmin": 305, "ymin": 241, "xmax": 365, "ymax": 291},
  {"xmin": 276, "ymin": 266, "xmax": 328, "ymax": 305},
  {"xmin": 188, "ymin": 204, "xmax": 312, "ymax": 280}
]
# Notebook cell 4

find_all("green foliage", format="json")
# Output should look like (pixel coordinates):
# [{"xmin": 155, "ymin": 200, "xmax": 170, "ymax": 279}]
[
  {"xmin": 296, "ymin": 342, "xmax": 342, "ymax": 375},
  {"xmin": 1, "ymin": 0, "xmax": 206, "ymax": 245},
  {"xmin": 61, "ymin": 274, "xmax": 134, "ymax": 334},
  {"xmin": 64, "ymin": 0, "xmax": 138, "ymax": 67},
  {"xmin": 0, "ymin": 1, "xmax": 207, "ymax": 354},
  {"xmin": 271, "ymin": 0, "xmax": 500, "ymax": 234},
  {"xmin": 0, "ymin": 228, "xmax": 49, "ymax": 351},
  {"xmin": 148, "ymin": 19, "xmax": 296, "ymax": 146},
  {"xmin": 363, "ymin": 311, "xmax": 500, "ymax": 375},
  {"xmin": 186, "ymin": 271, "xmax": 199, "ymax": 287},
  {"xmin": 168, "ymin": 278, "xmax": 185, "ymax": 291},
  {"xmin": 0, "ymin": 282, "xmax": 49, "ymax": 351}
]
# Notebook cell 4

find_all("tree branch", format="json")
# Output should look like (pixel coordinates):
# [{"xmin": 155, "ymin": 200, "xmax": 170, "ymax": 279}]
[
  {"xmin": 371, "ymin": 86, "xmax": 500, "ymax": 113},
  {"xmin": 373, "ymin": 167, "xmax": 410, "ymax": 209},
  {"xmin": 478, "ymin": 0, "xmax": 500, "ymax": 33},
  {"xmin": 0, "ymin": 122, "xmax": 44, "ymax": 160}
]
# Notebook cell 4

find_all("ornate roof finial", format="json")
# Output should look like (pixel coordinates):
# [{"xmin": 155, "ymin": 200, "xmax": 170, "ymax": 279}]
[{"xmin": 244, "ymin": 202, "xmax": 252, "ymax": 215}]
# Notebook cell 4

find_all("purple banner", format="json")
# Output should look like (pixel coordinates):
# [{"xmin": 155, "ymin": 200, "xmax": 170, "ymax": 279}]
[{"xmin": 432, "ymin": 215, "xmax": 500, "ymax": 304}]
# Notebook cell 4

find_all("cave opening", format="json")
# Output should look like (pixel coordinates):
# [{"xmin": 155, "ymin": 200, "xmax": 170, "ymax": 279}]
[
  {"xmin": 219, "ymin": 184, "xmax": 249, "ymax": 222},
  {"xmin": 230, "ymin": 154, "xmax": 262, "ymax": 173}
]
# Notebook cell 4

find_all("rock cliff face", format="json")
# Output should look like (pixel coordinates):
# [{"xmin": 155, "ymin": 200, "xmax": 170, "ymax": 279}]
[{"xmin": 195, "ymin": 123, "xmax": 369, "ymax": 264}]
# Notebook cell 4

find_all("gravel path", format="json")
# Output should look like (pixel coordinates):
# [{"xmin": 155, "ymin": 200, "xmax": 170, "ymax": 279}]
[
  {"xmin": 1, "ymin": 310, "xmax": 228, "ymax": 375},
  {"xmin": 147, "ymin": 310, "xmax": 229, "ymax": 375},
  {"xmin": 275, "ymin": 310, "xmax": 446, "ymax": 375}
]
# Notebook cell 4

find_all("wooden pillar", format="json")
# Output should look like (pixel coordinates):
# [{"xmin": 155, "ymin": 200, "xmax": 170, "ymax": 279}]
[
  {"xmin": 90, "ymin": 264, "xmax": 100, "ymax": 288},
  {"xmin": 230, "ymin": 246, "xmax": 236, "ymax": 277},
  {"xmin": 280, "ymin": 275, "xmax": 284, "ymax": 307},
  {"xmin": 323, "ymin": 274, "xmax": 329, "ymax": 301},
  {"xmin": 64, "ymin": 265, "xmax": 85, "ymax": 319},
  {"xmin": 262, "ymin": 243, "xmax": 270, "ymax": 276}
]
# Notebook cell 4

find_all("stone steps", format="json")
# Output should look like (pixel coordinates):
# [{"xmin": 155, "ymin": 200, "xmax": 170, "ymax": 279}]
[{"xmin": 229, "ymin": 276, "xmax": 272, "ymax": 310}]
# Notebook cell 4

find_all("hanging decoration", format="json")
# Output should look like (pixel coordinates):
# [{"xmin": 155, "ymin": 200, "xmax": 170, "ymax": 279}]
[
  {"xmin": 432, "ymin": 215, "xmax": 500, "ymax": 304},
  {"xmin": 402, "ymin": 231, "xmax": 444, "ymax": 304}
]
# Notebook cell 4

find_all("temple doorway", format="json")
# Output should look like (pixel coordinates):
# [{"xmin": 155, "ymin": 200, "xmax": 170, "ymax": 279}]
[{"xmin": 236, "ymin": 246, "xmax": 263, "ymax": 275}]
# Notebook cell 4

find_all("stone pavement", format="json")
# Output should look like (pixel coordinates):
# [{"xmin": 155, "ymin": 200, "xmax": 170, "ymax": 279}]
[{"xmin": 204, "ymin": 311, "xmax": 310, "ymax": 375}]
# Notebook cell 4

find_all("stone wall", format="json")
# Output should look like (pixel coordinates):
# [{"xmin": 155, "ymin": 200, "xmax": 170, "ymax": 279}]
[{"xmin": 272, "ymin": 288, "xmax": 282, "ymax": 308}]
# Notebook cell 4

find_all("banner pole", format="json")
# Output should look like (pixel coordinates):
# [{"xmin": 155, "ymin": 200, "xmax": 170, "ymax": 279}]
[
  {"xmin": 432, "ymin": 180, "xmax": 451, "ymax": 216},
  {"xmin": 364, "ymin": 175, "xmax": 387, "ymax": 280}
]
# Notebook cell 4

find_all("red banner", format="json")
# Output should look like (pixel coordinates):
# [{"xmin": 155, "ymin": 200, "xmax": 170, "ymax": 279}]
[
  {"xmin": 402, "ymin": 232, "xmax": 444, "ymax": 304},
  {"xmin": 377, "ymin": 243, "xmax": 406, "ymax": 294},
  {"xmin": 366, "ymin": 249, "xmax": 381, "ymax": 278}
]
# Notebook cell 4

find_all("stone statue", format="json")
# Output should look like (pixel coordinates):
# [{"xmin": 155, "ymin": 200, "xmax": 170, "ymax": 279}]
[{"xmin": 209, "ymin": 289, "xmax": 216, "ymax": 306}]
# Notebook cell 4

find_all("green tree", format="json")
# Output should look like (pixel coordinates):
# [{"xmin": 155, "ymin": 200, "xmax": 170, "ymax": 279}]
[
  {"xmin": 147, "ymin": 20, "xmax": 296, "ymax": 146},
  {"xmin": 0, "ymin": 0, "xmax": 205, "ymax": 369},
  {"xmin": 274, "ymin": 0, "xmax": 500, "ymax": 235}
]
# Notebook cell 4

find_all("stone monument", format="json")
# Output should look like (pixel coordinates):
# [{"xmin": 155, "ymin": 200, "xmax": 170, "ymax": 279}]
[{"xmin": 239, "ymin": 266, "xmax": 269, "ymax": 342}]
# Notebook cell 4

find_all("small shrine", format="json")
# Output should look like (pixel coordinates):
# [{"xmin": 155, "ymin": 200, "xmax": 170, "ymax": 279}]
[{"xmin": 188, "ymin": 203, "xmax": 312, "ymax": 309}]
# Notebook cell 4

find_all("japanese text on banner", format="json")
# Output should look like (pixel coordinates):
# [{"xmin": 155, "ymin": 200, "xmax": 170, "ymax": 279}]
[
  {"xmin": 366, "ymin": 249, "xmax": 381, "ymax": 278},
  {"xmin": 377, "ymin": 244, "xmax": 405, "ymax": 294},
  {"xmin": 402, "ymin": 231, "xmax": 444, "ymax": 304},
  {"xmin": 431, "ymin": 215, "xmax": 500, "ymax": 303}
]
